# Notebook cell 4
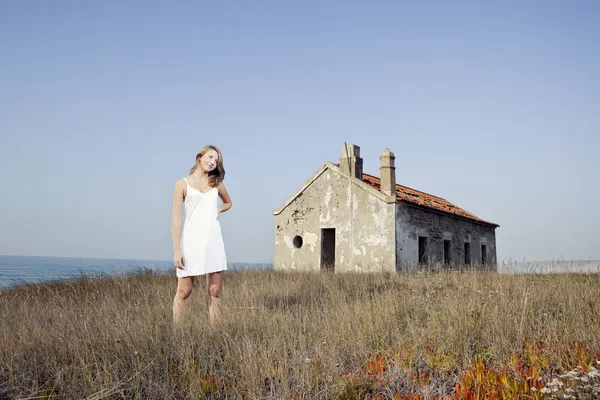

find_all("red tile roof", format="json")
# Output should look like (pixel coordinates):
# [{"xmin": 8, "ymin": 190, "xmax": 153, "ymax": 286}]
[{"xmin": 362, "ymin": 173, "xmax": 499, "ymax": 227}]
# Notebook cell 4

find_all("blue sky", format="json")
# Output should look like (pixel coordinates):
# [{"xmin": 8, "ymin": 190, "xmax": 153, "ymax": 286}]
[{"xmin": 1, "ymin": 1, "xmax": 598, "ymax": 264}]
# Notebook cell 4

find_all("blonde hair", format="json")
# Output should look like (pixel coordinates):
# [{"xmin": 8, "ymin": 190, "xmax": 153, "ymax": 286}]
[{"xmin": 189, "ymin": 145, "xmax": 225, "ymax": 187}]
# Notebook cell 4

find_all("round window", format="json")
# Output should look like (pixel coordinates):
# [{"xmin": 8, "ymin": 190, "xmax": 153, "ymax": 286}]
[{"xmin": 293, "ymin": 235, "xmax": 303, "ymax": 248}]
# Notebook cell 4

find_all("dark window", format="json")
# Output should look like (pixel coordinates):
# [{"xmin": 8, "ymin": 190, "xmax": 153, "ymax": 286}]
[
  {"xmin": 481, "ymin": 244, "xmax": 487, "ymax": 265},
  {"xmin": 293, "ymin": 235, "xmax": 303, "ymax": 248},
  {"xmin": 444, "ymin": 240, "xmax": 451, "ymax": 265},
  {"xmin": 464, "ymin": 242, "xmax": 471, "ymax": 265},
  {"xmin": 418, "ymin": 236, "xmax": 428, "ymax": 265}
]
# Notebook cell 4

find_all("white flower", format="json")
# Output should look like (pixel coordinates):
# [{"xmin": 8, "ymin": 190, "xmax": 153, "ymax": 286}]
[
  {"xmin": 540, "ymin": 387, "xmax": 551, "ymax": 393},
  {"xmin": 560, "ymin": 371, "xmax": 579, "ymax": 379},
  {"xmin": 547, "ymin": 378, "xmax": 564, "ymax": 387}
]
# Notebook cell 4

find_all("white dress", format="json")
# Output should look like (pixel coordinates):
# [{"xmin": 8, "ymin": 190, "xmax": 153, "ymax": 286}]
[{"xmin": 177, "ymin": 178, "xmax": 227, "ymax": 278}]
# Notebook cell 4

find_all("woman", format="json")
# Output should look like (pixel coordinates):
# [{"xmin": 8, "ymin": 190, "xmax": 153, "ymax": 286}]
[{"xmin": 171, "ymin": 145, "xmax": 231, "ymax": 323}]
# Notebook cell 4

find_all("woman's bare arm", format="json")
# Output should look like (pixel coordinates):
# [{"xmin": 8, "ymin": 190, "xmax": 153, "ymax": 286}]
[
  {"xmin": 172, "ymin": 179, "xmax": 186, "ymax": 268},
  {"xmin": 217, "ymin": 182, "xmax": 232, "ymax": 216}
]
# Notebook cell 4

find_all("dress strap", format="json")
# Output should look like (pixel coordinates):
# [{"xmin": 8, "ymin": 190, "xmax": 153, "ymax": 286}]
[{"xmin": 183, "ymin": 177, "xmax": 189, "ymax": 186}]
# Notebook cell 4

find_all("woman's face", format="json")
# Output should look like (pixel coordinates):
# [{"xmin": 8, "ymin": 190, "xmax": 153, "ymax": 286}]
[{"xmin": 200, "ymin": 149, "xmax": 219, "ymax": 172}]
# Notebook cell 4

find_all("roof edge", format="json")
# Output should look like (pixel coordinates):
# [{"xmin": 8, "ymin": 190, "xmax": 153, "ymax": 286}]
[
  {"xmin": 272, "ymin": 163, "xmax": 395, "ymax": 215},
  {"xmin": 272, "ymin": 162, "xmax": 330, "ymax": 215},
  {"xmin": 363, "ymin": 172, "xmax": 500, "ymax": 228},
  {"xmin": 397, "ymin": 201, "xmax": 500, "ymax": 228}
]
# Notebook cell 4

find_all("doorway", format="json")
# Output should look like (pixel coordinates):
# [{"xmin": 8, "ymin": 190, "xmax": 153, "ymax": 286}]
[{"xmin": 321, "ymin": 228, "xmax": 335, "ymax": 271}]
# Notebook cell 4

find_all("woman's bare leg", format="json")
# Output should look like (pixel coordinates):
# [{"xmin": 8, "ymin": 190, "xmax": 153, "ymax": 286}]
[
  {"xmin": 207, "ymin": 271, "xmax": 223, "ymax": 322},
  {"xmin": 173, "ymin": 276, "xmax": 194, "ymax": 324}
]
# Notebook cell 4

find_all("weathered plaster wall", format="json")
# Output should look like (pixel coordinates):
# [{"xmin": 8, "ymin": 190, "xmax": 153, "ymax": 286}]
[
  {"xmin": 349, "ymin": 182, "xmax": 396, "ymax": 272},
  {"xmin": 274, "ymin": 167, "xmax": 396, "ymax": 272},
  {"xmin": 395, "ymin": 203, "xmax": 497, "ymax": 270}
]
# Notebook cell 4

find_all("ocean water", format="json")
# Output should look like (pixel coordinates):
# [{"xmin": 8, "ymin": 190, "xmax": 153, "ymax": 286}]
[
  {"xmin": 498, "ymin": 259, "xmax": 600, "ymax": 274},
  {"xmin": 0, "ymin": 255, "xmax": 270, "ymax": 289},
  {"xmin": 1, "ymin": 256, "xmax": 597, "ymax": 289}
]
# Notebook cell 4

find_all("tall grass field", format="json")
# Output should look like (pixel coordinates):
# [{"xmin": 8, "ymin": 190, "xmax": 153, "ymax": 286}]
[{"xmin": 1, "ymin": 267, "xmax": 599, "ymax": 399}]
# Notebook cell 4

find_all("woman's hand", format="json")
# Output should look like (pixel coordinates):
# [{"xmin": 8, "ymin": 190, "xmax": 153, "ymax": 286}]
[{"xmin": 174, "ymin": 248, "xmax": 185, "ymax": 270}]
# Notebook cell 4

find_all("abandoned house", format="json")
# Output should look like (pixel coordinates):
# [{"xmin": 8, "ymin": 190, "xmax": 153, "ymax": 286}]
[{"xmin": 272, "ymin": 144, "xmax": 499, "ymax": 272}]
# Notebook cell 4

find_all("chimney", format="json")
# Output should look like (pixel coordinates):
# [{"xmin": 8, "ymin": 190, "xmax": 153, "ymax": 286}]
[
  {"xmin": 339, "ymin": 144, "xmax": 363, "ymax": 179},
  {"xmin": 379, "ymin": 148, "xmax": 396, "ymax": 197}
]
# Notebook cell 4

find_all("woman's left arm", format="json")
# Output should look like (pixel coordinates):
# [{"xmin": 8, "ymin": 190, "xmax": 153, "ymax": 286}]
[{"xmin": 217, "ymin": 183, "xmax": 232, "ymax": 216}]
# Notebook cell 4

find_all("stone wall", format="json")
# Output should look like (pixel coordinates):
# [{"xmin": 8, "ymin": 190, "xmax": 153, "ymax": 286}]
[
  {"xmin": 273, "ymin": 166, "xmax": 396, "ymax": 272},
  {"xmin": 395, "ymin": 202, "xmax": 497, "ymax": 270}
]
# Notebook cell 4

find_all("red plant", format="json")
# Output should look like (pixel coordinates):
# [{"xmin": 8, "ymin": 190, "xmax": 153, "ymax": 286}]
[
  {"xmin": 343, "ymin": 340, "xmax": 600, "ymax": 399},
  {"xmin": 198, "ymin": 371, "xmax": 226, "ymax": 394}
]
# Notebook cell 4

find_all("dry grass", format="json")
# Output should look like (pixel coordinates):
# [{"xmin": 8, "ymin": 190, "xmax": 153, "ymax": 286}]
[{"xmin": 1, "ymin": 267, "xmax": 599, "ymax": 399}]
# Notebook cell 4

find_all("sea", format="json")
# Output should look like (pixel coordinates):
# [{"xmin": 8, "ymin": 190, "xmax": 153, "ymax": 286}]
[
  {"xmin": 498, "ymin": 259, "xmax": 600, "ymax": 274},
  {"xmin": 0, "ymin": 255, "xmax": 271, "ymax": 289},
  {"xmin": 1, "ymin": 256, "xmax": 598, "ymax": 290}
]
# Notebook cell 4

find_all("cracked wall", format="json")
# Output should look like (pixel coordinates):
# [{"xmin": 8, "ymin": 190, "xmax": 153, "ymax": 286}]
[
  {"xmin": 395, "ymin": 202, "xmax": 497, "ymax": 269},
  {"xmin": 274, "ymin": 168, "xmax": 396, "ymax": 272}
]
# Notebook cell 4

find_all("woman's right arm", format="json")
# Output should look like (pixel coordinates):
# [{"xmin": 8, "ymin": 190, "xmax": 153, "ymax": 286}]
[{"xmin": 172, "ymin": 179, "xmax": 185, "ymax": 269}]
